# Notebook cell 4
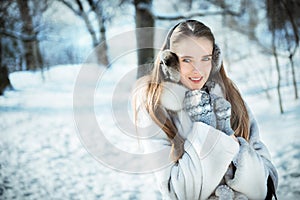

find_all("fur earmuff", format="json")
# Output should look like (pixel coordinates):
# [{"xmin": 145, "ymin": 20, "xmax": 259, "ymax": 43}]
[
  {"xmin": 160, "ymin": 50, "xmax": 181, "ymax": 83},
  {"xmin": 211, "ymin": 44, "xmax": 222, "ymax": 74}
]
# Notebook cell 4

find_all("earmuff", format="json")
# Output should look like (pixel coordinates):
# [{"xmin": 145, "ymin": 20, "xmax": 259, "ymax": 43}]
[
  {"xmin": 211, "ymin": 44, "xmax": 222, "ymax": 75},
  {"xmin": 160, "ymin": 50, "xmax": 181, "ymax": 83}
]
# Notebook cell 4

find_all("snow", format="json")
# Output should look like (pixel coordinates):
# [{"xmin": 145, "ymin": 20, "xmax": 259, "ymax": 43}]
[
  {"xmin": 0, "ymin": 64, "xmax": 159, "ymax": 199},
  {"xmin": 1, "ymin": 59, "xmax": 300, "ymax": 199}
]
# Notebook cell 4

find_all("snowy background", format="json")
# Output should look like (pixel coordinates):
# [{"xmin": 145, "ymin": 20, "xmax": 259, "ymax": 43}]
[
  {"xmin": 1, "ymin": 0, "xmax": 300, "ymax": 199},
  {"xmin": 1, "ymin": 59, "xmax": 300, "ymax": 199}
]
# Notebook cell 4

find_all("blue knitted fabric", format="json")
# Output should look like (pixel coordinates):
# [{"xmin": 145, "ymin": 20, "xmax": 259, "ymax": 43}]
[{"xmin": 183, "ymin": 89, "xmax": 234, "ymax": 136}]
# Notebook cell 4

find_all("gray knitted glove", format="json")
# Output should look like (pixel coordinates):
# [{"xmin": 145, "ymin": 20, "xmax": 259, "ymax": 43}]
[
  {"xmin": 211, "ymin": 95, "xmax": 235, "ymax": 136},
  {"xmin": 183, "ymin": 89, "xmax": 217, "ymax": 127},
  {"xmin": 183, "ymin": 89, "xmax": 234, "ymax": 136},
  {"xmin": 215, "ymin": 185, "xmax": 234, "ymax": 200}
]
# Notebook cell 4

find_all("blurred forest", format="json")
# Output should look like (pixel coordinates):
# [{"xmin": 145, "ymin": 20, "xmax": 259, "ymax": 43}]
[{"xmin": 0, "ymin": 0, "xmax": 299, "ymax": 113}]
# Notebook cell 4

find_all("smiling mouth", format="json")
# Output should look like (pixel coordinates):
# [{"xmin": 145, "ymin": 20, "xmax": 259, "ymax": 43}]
[{"xmin": 189, "ymin": 77, "xmax": 202, "ymax": 83}]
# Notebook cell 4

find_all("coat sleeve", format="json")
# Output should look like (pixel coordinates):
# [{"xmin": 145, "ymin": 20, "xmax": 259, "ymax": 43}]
[
  {"xmin": 136, "ymin": 104, "xmax": 239, "ymax": 200},
  {"xmin": 225, "ymin": 107, "xmax": 279, "ymax": 199}
]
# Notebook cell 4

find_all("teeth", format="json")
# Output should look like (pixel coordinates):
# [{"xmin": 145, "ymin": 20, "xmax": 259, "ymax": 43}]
[{"xmin": 190, "ymin": 77, "xmax": 201, "ymax": 81}]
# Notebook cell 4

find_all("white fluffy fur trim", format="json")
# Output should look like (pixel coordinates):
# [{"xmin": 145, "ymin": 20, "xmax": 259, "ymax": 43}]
[
  {"xmin": 160, "ymin": 82, "xmax": 188, "ymax": 111},
  {"xmin": 226, "ymin": 137, "xmax": 268, "ymax": 199}
]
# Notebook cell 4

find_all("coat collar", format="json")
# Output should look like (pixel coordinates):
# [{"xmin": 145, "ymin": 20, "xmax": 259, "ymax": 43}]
[
  {"xmin": 160, "ymin": 82, "xmax": 187, "ymax": 111},
  {"xmin": 160, "ymin": 81, "xmax": 224, "ymax": 112}
]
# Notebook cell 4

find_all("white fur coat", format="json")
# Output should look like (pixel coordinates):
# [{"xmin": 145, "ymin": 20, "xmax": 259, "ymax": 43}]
[{"xmin": 134, "ymin": 81, "xmax": 278, "ymax": 200}]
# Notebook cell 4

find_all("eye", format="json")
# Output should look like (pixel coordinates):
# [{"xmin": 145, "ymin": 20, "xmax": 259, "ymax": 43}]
[
  {"xmin": 202, "ymin": 56, "xmax": 212, "ymax": 61},
  {"xmin": 182, "ymin": 58, "xmax": 191, "ymax": 63}
]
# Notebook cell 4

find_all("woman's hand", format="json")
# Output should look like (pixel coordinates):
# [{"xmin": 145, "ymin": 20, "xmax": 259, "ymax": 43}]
[
  {"xmin": 183, "ymin": 89, "xmax": 217, "ymax": 127},
  {"xmin": 213, "ymin": 96, "xmax": 235, "ymax": 136},
  {"xmin": 183, "ymin": 90, "xmax": 236, "ymax": 137}
]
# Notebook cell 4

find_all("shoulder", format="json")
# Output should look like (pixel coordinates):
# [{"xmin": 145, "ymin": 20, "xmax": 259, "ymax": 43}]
[
  {"xmin": 160, "ymin": 82, "xmax": 188, "ymax": 111},
  {"xmin": 133, "ymin": 77, "xmax": 188, "ymax": 112}
]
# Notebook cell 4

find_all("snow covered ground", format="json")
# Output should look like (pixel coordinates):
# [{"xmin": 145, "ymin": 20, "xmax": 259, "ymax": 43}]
[
  {"xmin": 241, "ymin": 89, "xmax": 300, "ymax": 200},
  {"xmin": 0, "ymin": 63, "xmax": 299, "ymax": 199}
]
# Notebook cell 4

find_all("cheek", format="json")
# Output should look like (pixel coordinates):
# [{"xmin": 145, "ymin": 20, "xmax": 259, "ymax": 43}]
[
  {"xmin": 180, "ymin": 63, "xmax": 212, "ymax": 75},
  {"xmin": 201, "ymin": 62, "xmax": 212, "ymax": 74},
  {"xmin": 206, "ymin": 64, "xmax": 212, "ymax": 74},
  {"xmin": 179, "ymin": 63, "xmax": 191, "ymax": 75}
]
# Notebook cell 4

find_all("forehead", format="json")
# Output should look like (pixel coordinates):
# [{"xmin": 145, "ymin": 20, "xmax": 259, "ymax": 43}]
[{"xmin": 170, "ymin": 36, "xmax": 213, "ymax": 57}]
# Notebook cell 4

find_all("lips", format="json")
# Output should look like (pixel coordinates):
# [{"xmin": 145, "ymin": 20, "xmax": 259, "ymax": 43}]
[{"xmin": 189, "ymin": 77, "xmax": 202, "ymax": 83}]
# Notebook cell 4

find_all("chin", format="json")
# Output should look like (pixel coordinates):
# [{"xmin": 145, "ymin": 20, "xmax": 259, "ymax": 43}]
[
  {"xmin": 181, "ymin": 80, "xmax": 204, "ymax": 90},
  {"xmin": 192, "ymin": 83, "xmax": 205, "ymax": 89},
  {"xmin": 189, "ymin": 85, "xmax": 203, "ymax": 90}
]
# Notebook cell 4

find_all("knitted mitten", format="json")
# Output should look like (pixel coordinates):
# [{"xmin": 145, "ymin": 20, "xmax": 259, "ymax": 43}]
[
  {"xmin": 211, "ymin": 95, "xmax": 234, "ymax": 136},
  {"xmin": 215, "ymin": 185, "xmax": 234, "ymax": 200},
  {"xmin": 212, "ymin": 185, "xmax": 248, "ymax": 200},
  {"xmin": 183, "ymin": 89, "xmax": 217, "ymax": 127}
]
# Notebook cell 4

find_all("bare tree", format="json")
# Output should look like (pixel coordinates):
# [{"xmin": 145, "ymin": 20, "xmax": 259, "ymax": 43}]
[
  {"xmin": 58, "ymin": 0, "xmax": 112, "ymax": 66},
  {"xmin": 0, "ymin": 0, "xmax": 50, "ymax": 73},
  {"xmin": 210, "ymin": 0, "xmax": 299, "ymax": 113},
  {"xmin": 281, "ymin": 0, "xmax": 299, "ymax": 99},
  {"xmin": 0, "ymin": 0, "xmax": 55, "ymax": 95},
  {"xmin": 17, "ymin": 0, "xmax": 44, "ymax": 71},
  {"xmin": 271, "ymin": 35, "xmax": 284, "ymax": 113},
  {"xmin": 0, "ymin": 1, "xmax": 21, "ymax": 71},
  {"xmin": 266, "ymin": 0, "xmax": 300, "ymax": 113},
  {"xmin": 134, "ymin": 0, "xmax": 155, "ymax": 78},
  {"xmin": 0, "ymin": 65, "xmax": 13, "ymax": 95},
  {"xmin": 0, "ymin": 2, "xmax": 12, "ymax": 94}
]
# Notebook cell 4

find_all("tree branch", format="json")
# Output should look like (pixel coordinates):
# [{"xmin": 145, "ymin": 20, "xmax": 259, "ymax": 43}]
[
  {"xmin": 58, "ymin": 0, "xmax": 81, "ymax": 16},
  {"xmin": 154, "ymin": 10, "xmax": 241, "ymax": 20},
  {"xmin": 282, "ymin": 0, "xmax": 299, "ymax": 47},
  {"xmin": 0, "ymin": 29, "xmax": 37, "ymax": 41}
]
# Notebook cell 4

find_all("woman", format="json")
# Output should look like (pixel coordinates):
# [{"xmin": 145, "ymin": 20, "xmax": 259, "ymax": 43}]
[{"xmin": 133, "ymin": 20, "xmax": 278, "ymax": 199}]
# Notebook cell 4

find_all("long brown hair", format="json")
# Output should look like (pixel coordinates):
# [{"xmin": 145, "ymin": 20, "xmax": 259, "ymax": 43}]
[{"xmin": 134, "ymin": 20, "xmax": 250, "ymax": 161}]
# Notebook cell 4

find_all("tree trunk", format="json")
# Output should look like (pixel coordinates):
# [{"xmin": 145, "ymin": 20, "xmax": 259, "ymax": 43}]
[
  {"xmin": 289, "ymin": 54, "xmax": 298, "ymax": 99},
  {"xmin": 273, "ymin": 48, "xmax": 284, "ymax": 114},
  {"xmin": 134, "ymin": 0, "xmax": 155, "ymax": 78},
  {"xmin": 0, "ymin": 65, "xmax": 12, "ymax": 95},
  {"xmin": 83, "ymin": 13, "xmax": 98, "ymax": 47},
  {"xmin": 17, "ymin": 0, "xmax": 43, "ymax": 71},
  {"xmin": 63, "ymin": 0, "xmax": 109, "ymax": 66},
  {"xmin": 95, "ymin": 5, "xmax": 109, "ymax": 66},
  {"xmin": 0, "ymin": 36, "xmax": 8, "ymax": 95},
  {"xmin": 0, "ymin": 31, "xmax": 2, "ymax": 67}
]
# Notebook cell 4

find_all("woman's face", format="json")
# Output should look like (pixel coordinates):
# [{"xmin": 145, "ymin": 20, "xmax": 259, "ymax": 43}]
[{"xmin": 170, "ymin": 36, "xmax": 213, "ymax": 90}]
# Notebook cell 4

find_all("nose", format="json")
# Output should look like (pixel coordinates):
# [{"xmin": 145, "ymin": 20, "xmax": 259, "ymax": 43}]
[{"xmin": 191, "ymin": 61, "xmax": 202, "ymax": 73}]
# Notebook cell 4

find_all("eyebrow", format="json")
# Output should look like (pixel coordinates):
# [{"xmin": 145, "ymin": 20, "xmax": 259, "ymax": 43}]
[
  {"xmin": 179, "ymin": 54, "xmax": 212, "ymax": 58},
  {"xmin": 180, "ymin": 56, "xmax": 193, "ymax": 59}
]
